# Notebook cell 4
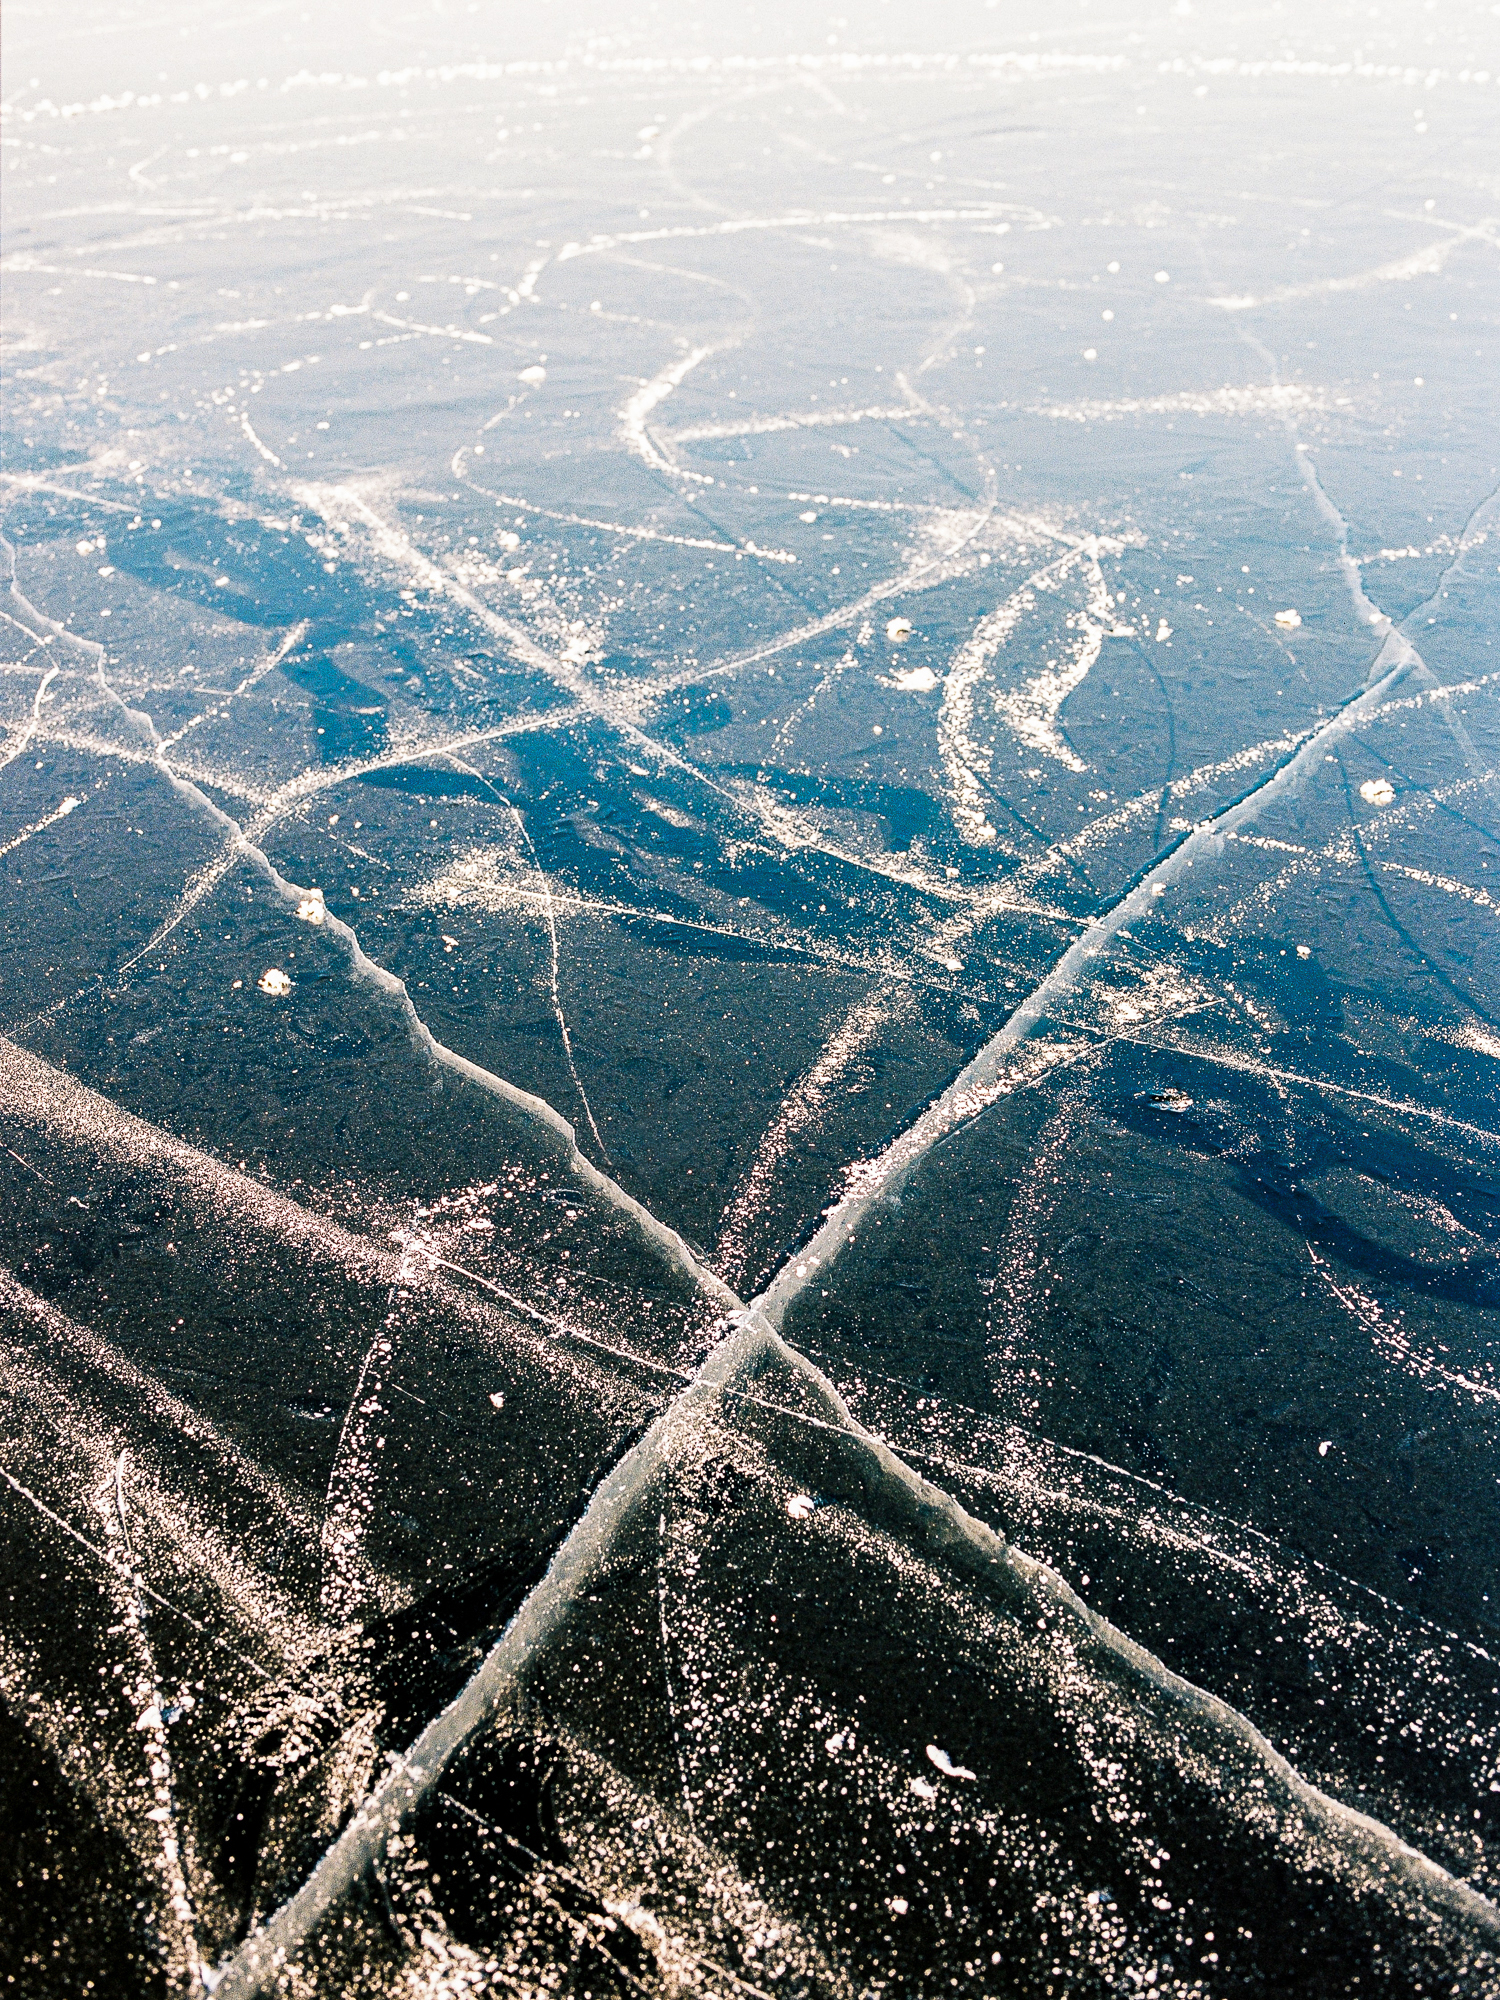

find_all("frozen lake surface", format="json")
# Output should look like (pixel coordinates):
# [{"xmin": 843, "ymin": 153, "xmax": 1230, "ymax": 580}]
[{"xmin": 2, "ymin": 1, "xmax": 1499, "ymax": 1992}]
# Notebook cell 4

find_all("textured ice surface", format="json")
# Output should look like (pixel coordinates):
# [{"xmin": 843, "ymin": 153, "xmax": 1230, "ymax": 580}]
[{"xmin": 2, "ymin": 0, "xmax": 1499, "ymax": 1993}]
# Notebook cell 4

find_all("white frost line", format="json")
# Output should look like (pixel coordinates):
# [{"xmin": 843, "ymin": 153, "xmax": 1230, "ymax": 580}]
[
  {"xmin": 107, "ymin": 1449, "xmax": 206, "ymax": 1992},
  {"xmin": 158, "ymin": 618, "xmax": 308, "ymax": 751},
  {"xmin": 1308, "ymin": 1245, "xmax": 1500, "ymax": 1407},
  {"xmin": 1209, "ymin": 216, "xmax": 1498, "ymax": 311},
  {"xmin": 715, "ymin": 984, "xmax": 900, "ymax": 1290},
  {"xmin": 0, "ymin": 790, "xmax": 81, "ymax": 859},
  {"xmin": 553, "ymin": 205, "xmax": 1055, "ymax": 272},
  {"xmin": 295, "ymin": 483, "xmax": 930, "ymax": 879},
  {"xmin": 993, "ymin": 552, "xmax": 1110, "ymax": 773},
  {"xmin": 319, "ymin": 1297, "xmax": 398, "ymax": 1627},
  {"xmin": 0, "ymin": 1459, "xmax": 272, "ymax": 1678},
  {"xmin": 415, "ymin": 848, "xmax": 986, "ymax": 980},
  {"xmin": 240, "ymin": 413, "xmax": 283, "ymax": 465},
  {"xmin": 667, "ymin": 402, "xmax": 916, "ymax": 443},
  {"xmin": 620, "ymin": 344, "xmax": 716, "ymax": 474},
  {"xmin": 0, "ymin": 1267, "xmax": 324, "ymax": 1545},
  {"xmin": 1034, "ymin": 383, "xmax": 1336, "ymax": 424},
  {"xmin": 460, "ymin": 475, "xmax": 796, "ymax": 561}
]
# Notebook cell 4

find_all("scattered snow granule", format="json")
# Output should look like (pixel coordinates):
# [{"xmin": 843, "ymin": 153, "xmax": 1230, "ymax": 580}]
[
  {"xmin": 893, "ymin": 665, "xmax": 939, "ymax": 692},
  {"xmin": 258, "ymin": 968, "xmax": 292, "ymax": 996},
  {"xmin": 909, "ymin": 1776, "xmax": 938, "ymax": 1801},
  {"xmin": 489, "ymin": 1392, "xmax": 504, "ymax": 1409},
  {"xmin": 885, "ymin": 617, "xmax": 913, "ymax": 642},
  {"xmin": 889, "ymin": 1897, "xmax": 909, "ymax": 1916},
  {"xmin": 518, "ymin": 365, "xmax": 546, "ymax": 384},
  {"xmin": 1318, "ymin": 1440, "xmax": 1333, "ymax": 1457},
  {"xmin": 1155, "ymin": 620, "xmax": 1172, "ymax": 642},
  {"xmin": 1359, "ymin": 778, "xmax": 1395, "ymax": 806},
  {"xmin": 926, "ymin": 1745, "xmax": 976, "ymax": 1780},
  {"xmin": 1274, "ymin": 607, "xmax": 1302, "ymax": 628},
  {"xmin": 295, "ymin": 894, "xmax": 324, "ymax": 925},
  {"xmin": 787, "ymin": 1493, "xmax": 817, "ymax": 1520},
  {"xmin": 1296, "ymin": 945, "xmax": 1313, "ymax": 959}
]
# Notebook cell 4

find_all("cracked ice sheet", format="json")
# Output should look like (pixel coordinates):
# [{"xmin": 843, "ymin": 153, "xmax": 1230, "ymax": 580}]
[{"xmin": 5, "ymin": 0, "xmax": 1500, "ymax": 1990}]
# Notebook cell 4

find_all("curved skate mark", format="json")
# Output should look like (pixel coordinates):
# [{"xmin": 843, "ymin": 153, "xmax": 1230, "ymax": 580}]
[
  {"xmin": 938, "ymin": 538, "xmax": 1109, "ymax": 843},
  {"xmin": 621, "ymin": 343, "xmax": 718, "ymax": 477},
  {"xmin": 1307, "ymin": 1243, "xmax": 1500, "ymax": 1406},
  {"xmin": 0, "ymin": 666, "xmax": 60, "ymax": 774},
  {"xmin": 1210, "ymin": 215, "xmax": 1498, "ymax": 311},
  {"xmin": 1110, "ymin": 1032, "xmax": 1500, "ymax": 1153}
]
